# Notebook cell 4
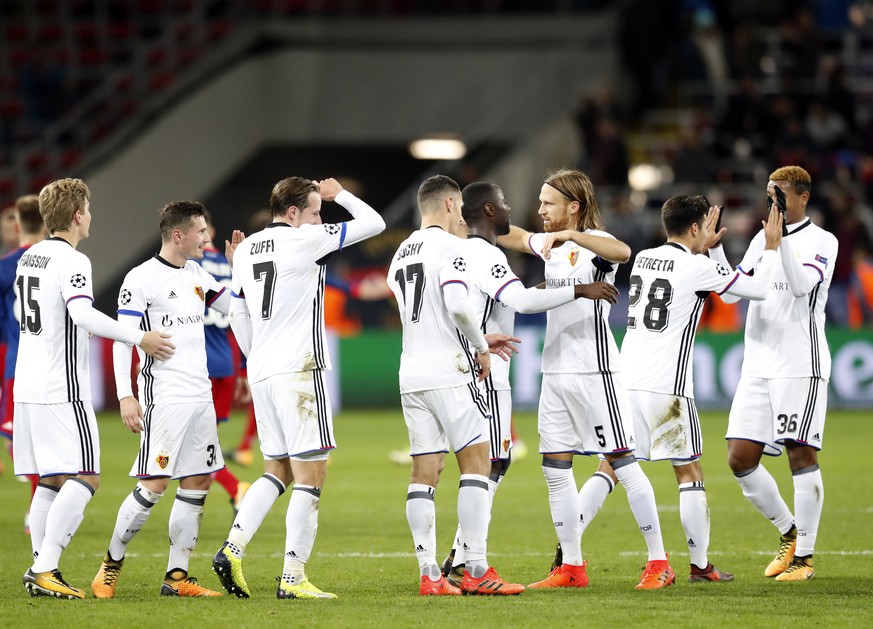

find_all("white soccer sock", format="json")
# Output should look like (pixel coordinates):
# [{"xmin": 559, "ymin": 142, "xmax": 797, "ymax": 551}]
[
  {"xmin": 29, "ymin": 483, "xmax": 59, "ymax": 560},
  {"xmin": 578, "ymin": 471, "xmax": 614, "ymax": 536},
  {"xmin": 793, "ymin": 465, "xmax": 823, "ymax": 557},
  {"xmin": 108, "ymin": 483, "xmax": 163, "ymax": 561},
  {"xmin": 679, "ymin": 481, "xmax": 710, "ymax": 569},
  {"xmin": 458, "ymin": 474, "xmax": 490, "ymax": 577},
  {"xmin": 733, "ymin": 464, "xmax": 794, "ymax": 534},
  {"xmin": 32, "ymin": 479, "xmax": 94, "ymax": 573},
  {"xmin": 451, "ymin": 471, "xmax": 501, "ymax": 569},
  {"xmin": 166, "ymin": 488, "xmax": 207, "ymax": 574},
  {"xmin": 611, "ymin": 458, "xmax": 666, "ymax": 561},
  {"xmin": 406, "ymin": 483, "xmax": 437, "ymax": 570},
  {"xmin": 282, "ymin": 485, "xmax": 321, "ymax": 585},
  {"xmin": 542, "ymin": 459, "xmax": 583, "ymax": 566},
  {"xmin": 226, "ymin": 474, "xmax": 285, "ymax": 558}
]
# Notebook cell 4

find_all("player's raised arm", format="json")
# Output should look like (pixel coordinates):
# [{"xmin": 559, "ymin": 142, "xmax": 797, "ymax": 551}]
[
  {"xmin": 320, "ymin": 178, "xmax": 386, "ymax": 247},
  {"xmin": 497, "ymin": 224, "xmax": 534, "ymax": 254},
  {"xmin": 539, "ymin": 229, "xmax": 631, "ymax": 263}
]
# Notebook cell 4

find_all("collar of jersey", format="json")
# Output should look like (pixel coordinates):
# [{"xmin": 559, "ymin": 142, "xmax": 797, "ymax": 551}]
[
  {"xmin": 153, "ymin": 254, "xmax": 183, "ymax": 269},
  {"xmin": 665, "ymin": 241, "xmax": 690, "ymax": 253},
  {"xmin": 48, "ymin": 236, "xmax": 73, "ymax": 247},
  {"xmin": 785, "ymin": 217, "xmax": 811, "ymax": 236},
  {"xmin": 266, "ymin": 222, "xmax": 292, "ymax": 229}
]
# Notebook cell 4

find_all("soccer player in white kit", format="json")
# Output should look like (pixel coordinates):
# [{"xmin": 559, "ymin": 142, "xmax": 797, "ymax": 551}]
[
  {"xmin": 92, "ymin": 201, "xmax": 233, "ymax": 598},
  {"xmin": 619, "ymin": 195, "xmax": 785, "ymax": 582},
  {"xmin": 716, "ymin": 166, "xmax": 838, "ymax": 581},
  {"xmin": 440, "ymin": 181, "xmax": 619, "ymax": 586},
  {"xmin": 212, "ymin": 176, "xmax": 385, "ymax": 600},
  {"xmin": 499, "ymin": 168, "xmax": 673, "ymax": 589},
  {"xmin": 388, "ymin": 175, "xmax": 525, "ymax": 597},
  {"xmin": 15, "ymin": 179, "xmax": 174, "ymax": 599}
]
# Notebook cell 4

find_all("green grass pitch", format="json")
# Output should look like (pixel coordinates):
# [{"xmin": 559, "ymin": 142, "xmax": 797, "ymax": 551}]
[{"xmin": 0, "ymin": 409, "xmax": 870, "ymax": 628}]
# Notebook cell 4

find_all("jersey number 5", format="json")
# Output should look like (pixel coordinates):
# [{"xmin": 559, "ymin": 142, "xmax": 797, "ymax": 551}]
[
  {"xmin": 394, "ymin": 262, "xmax": 425, "ymax": 323},
  {"xmin": 628, "ymin": 275, "xmax": 673, "ymax": 332},
  {"xmin": 16, "ymin": 275, "xmax": 42, "ymax": 334}
]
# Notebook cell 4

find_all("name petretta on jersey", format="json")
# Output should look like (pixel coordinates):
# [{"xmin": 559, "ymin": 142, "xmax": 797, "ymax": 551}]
[
  {"xmin": 546, "ymin": 277, "xmax": 589, "ymax": 287},
  {"xmin": 250, "ymin": 239, "xmax": 274, "ymax": 255},
  {"xmin": 395, "ymin": 242, "xmax": 423, "ymax": 260},
  {"xmin": 635, "ymin": 256, "xmax": 675, "ymax": 272},
  {"xmin": 18, "ymin": 253, "xmax": 51, "ymax": 269}
]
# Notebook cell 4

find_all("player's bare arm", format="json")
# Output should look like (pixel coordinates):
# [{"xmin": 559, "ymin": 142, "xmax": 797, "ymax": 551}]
[
  {"xmin": 496, "ymin": 224, "xmax": 533, "ymax": 253},
  {"xmin": 474, "ymin": 349, "xmax": 491, "ymax": 382},
  {"xmin": 119, "ymin": 396, "xmax": 145, "ymax": 433},
  {"xmin": 540, "ymin": 230, "xmax": 631, "ymax": 263},
  {"xmin": 574, "ymin": 281, "xmax": 618, "ymax": 304}
]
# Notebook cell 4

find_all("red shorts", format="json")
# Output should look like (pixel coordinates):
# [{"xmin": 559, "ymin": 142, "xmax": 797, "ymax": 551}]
[
  {"xmin": 211, "ymin": 376, "xmax": 235, "ymax": 423},
  {"xmin": 0, "ymin": 378, "xmax": 13, "ymax": 439}
]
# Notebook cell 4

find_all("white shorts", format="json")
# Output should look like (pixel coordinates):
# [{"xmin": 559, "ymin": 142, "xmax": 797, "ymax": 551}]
[
  {"xmin": 538, "ymin": 372, "xmax": 635, "ymax": 455},
  {"xmin": 484, "ymin": 388, "xmax": 512, "ymax": 461},
  {"xmin": 132, "ymin": 401, "xmax": 224, "ymax": 479},
  {"xmin": 13, "ymin": 401, "xmax": 100, "ymax": 477},
  {"xmin": 727, "ymin": 376, "xmax": 826, "ymax": 455},
  {"xmin": 628, "ymin": 390, "xmax": 702, "ymax": 462},
  {"xmin": 401, "ymin": 382, "xmax": 490, "ymax": 456},
  {"xmin": 252, "ymin": 370, "xmax": 335, "ymax": 461}
]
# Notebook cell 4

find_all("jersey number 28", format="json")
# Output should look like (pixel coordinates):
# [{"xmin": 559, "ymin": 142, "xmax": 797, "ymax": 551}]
[{"xmin": 627, "ymin": 275, "xmax": 673, "ymax": 332}]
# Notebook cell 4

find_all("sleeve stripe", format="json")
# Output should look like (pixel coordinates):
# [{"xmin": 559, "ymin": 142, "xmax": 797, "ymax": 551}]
[
  {"xmin": 736, "ymin": 264, "xmax": 748, "ymax": 275},
  {"xmin": 803, "ymin": 262, "xmax": 824, "ymax": 283},
  {"xmin": 527, "ymin": 233, "xmax": 539, "ymax": 257},
  {"xmin": 66, "ymin": 295, "xmax": 93, "ymax": 304},
  {"xmin": 338, "ymin": 222, "xmax": 348, "ymax": 251},
  {"xmin": 717, "ymin": 272, "xmax": 741, "ymax": 295},
  {"xmin": 206, "ymin": 286, "xmax": 226, "ymax": 306},
  {"xmin": 494, "ymin": 278, "xmax": 521, "ymax": 302},
  {"xmin": 441, "ymin": 280, "xmax": 467, "ymax": 288},
  {"xmin": 117, "ymin": 309, "xmax": 144, "ymax": 317}
]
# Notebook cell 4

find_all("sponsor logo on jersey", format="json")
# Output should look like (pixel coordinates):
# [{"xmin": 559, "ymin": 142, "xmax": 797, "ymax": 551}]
[
  {"xmin": 194, "ymin": 286, "xmax": 204, "ymax": 301},
  {"xmin": 815, "ymin": 254, "xmax": 828, "ymax": 266},
  {"xmin": 156, "ymin": 454, "xmax": 169, "ymax": 469},
  {"xmin": 491, "ymin": 264, "xmax": 507, "ymax": 278},
  {"xmin": 168, "ymin": 291, "xmax": 177, "ymax": 299},
  {"xmin": 119, "ymin": 288, "xmax": 132, "ymax": 305},
  {"xmin": 452, "ymin": 257, "xmax": 466, "ymax": 272},
  {"xmin": 70, "ymin": 273, "xmax": 87, "ymax": 288},
  {"xmin": 568, "ymin": 249, "xmax": 579, "ymax": 266}
]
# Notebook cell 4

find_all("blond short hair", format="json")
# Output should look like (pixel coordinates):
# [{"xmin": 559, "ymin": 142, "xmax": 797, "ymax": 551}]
[
  {"xmin": 39, "ymin": 178, "xmax": 90, "ymax": 234},
  {"xmin": 14, "ymin": 194, "xmax": 43, "ymax": 235},
  {"xmin": 769, "ymin": 166, "xmax": 811, "ymax": 195}
]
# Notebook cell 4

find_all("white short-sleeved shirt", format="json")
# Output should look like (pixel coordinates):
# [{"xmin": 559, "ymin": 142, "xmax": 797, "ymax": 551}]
[
  {"xmin": 465, "ymin": 236, "xmax": 521, "ymax": 392},
  {"xmin": 387, "ymin": 227, "xmax": 480, "ymax": 393},
  {"xmin": 232, "ymin": 220, "xmax": 350, "ymax": 384},
  {"xmin": 117, "ymin": 256, "xmax": 228, "ymax": 405},
  {"xmin": 529, "ymin": 230, "xmax": 621, "ymax": 374},
  {"xmin": 14, "ymin": 238, "xmax": 96, "ymax": 403},
  {"xmin": 621, "ymin": 242, "xmax": 740, "ymax": 398},
  {"xmin": 736, "ymin": 219, "xmax": 838, "ymax": 380}
]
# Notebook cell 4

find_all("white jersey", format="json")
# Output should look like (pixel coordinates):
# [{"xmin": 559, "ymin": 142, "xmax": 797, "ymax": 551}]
[
  {"xmin": 388, "ymin": 227, "xmax": 480, "ymax": 393},
  {"xmin": 116, "ymin": 256, "xmax": 228, "ymax": 405},
  {"xmin": 233, "ymin": 222, "xmax": 342, "ymax": 383},
  {"xmin": 529, "ymin": 230, "xmax": 621, "ymax": 374},
  {"xmin": 621, "ymin": 242, "xmax": 746, "ymax": 398},
  {"xmin": 736, "ymin": 219, "xmax": 837, "ymax": 380},
  {"xmin": 14, "ymin": 238, "xmax": 96, "ymax": 403},
  {"xmin": 465, "ymin": 236, "xmax": 520, "ymax": 391}
]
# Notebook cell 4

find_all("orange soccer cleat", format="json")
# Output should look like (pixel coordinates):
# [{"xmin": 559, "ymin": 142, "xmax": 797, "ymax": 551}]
[
  {"xmin": 419, "ymin": 575, "xmax": 461, "ymax": 596},
  {"xmin": 461, "ymin": 566, "xmax": 525, "ymax": 596},
  {"xmin": 635, "ymin": 559, "xmax": 676, "ymax": 590},
  {"xmin": 528, "ymin": 562, "xmax": 589, "ymax": 589},
  {"xmin": 160, "ymin": 575, "xmax": 223, "ymax": 597}
]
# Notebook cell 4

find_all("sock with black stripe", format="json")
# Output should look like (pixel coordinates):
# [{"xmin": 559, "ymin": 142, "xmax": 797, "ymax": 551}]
[
  {"xmin": 406, "ymin": 483, "xmax": 437, "ymax": 574},
  {"xmin": 282, "ymin": 485, "xmax": 321, "ymax": 584},
  {"xmin": 108, "ymin": 482, "xmax": 163, "ymax": 561},
  {"xmin": 458, "ymin": 474, "xmax": 490, "ymax": 578},
  {"xmin": 226, "ymin": 473, "xmax": 285, "ymax": 558},
  {"xmin": 167, "ymin": 488, "xmax": 207, "ymax": 574},
  {"xmin": 679, "ymin": 481, "xmax": 709, "ymax": 569}
]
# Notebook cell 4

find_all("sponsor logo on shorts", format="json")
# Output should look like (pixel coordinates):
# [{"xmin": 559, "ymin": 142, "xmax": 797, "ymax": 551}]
[{"xmin": 156, "ymin": 455, "xmax": 169, "ymax": 469}]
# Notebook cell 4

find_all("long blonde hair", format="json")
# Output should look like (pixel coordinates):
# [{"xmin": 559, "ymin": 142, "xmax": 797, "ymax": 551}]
[{"xmin": 544, "ymin": 168, "xmax": 603, "ymax": 231}]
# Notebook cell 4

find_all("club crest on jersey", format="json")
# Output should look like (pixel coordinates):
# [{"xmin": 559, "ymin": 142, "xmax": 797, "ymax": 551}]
[
  {"xmin": 119, "ymin": 288, "xmax": 132, "ymax": 305},
  {"xmin": 194, "ymin": 286, "xmax": 204, "ymax": 301},
  {"xmin": 815, "ymin": 254, "xmax": 828, "ymax": 266},
  {"xmin": 568, "ymin": 249, "xmax": 579, "ymax": 266},
  {"xmin": 156, "ymin": 455, "xmax": 169, "ymax": 469},
  {"xmin": 70, "ymin": 274, "xmax": 87, "ymax": 288}
]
